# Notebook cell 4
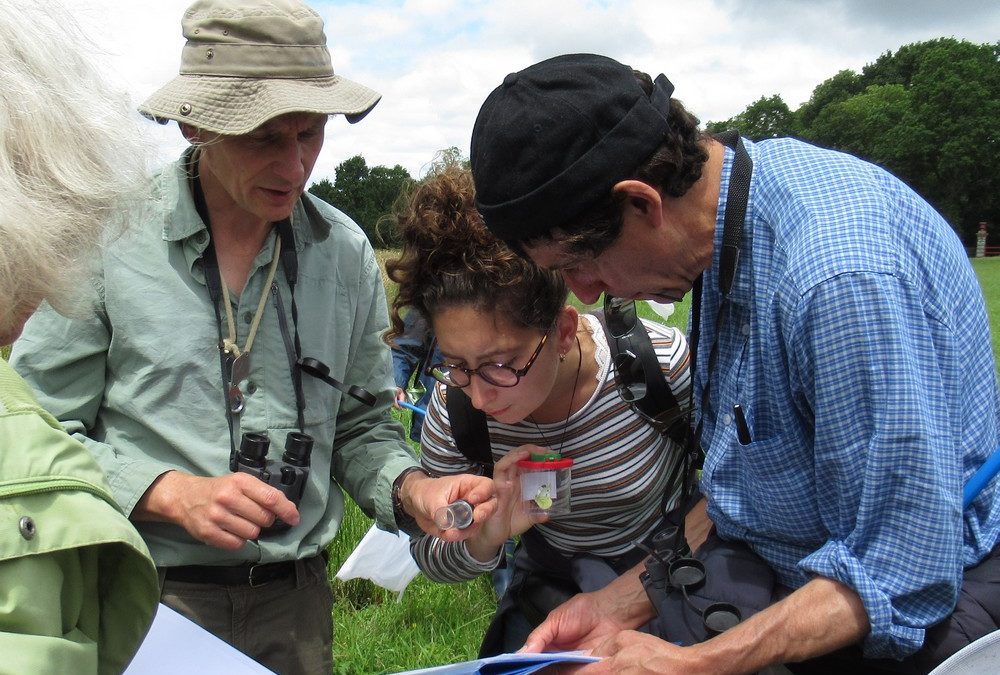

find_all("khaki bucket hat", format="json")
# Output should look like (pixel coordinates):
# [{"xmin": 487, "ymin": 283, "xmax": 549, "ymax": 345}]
[{"xmin": 139, "ymin": 0, "xmax": 381, "ymax": 135}]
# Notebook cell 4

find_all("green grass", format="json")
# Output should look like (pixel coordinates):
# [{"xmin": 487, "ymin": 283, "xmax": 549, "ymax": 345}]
[
  {"xmin": 973, "ymin": 257, "xmax": 1000, "ymax": 362},
  {"xmin": 327, "ymin": 408, "xmax": 496, "ymax": 673}
]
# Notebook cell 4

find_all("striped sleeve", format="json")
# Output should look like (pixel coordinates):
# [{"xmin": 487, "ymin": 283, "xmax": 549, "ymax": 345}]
[{"xmin": 409, "ymin": 384, "xmax": 503, "ymax": 582}]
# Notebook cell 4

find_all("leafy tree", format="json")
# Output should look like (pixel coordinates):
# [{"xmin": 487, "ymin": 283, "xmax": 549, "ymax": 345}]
[
  {"xmin": 902, "ymin": 39, "xmax": 1000, "ymax": 240},
  {"xmin": 368, "ymin": 164, "xmax": 413, "ymax": 248},
  {"xmin": 308, "ymin": 155, "xmax": 413, "ymax": 248},
  {"xmin": 722, "ymin": 38, "xmax": 999, "ymax": 242},
  {"xmin": 706, "ymin": 94, "xmax": 795, "ymax": 139},
  {"xmin": 796, "ymin": 69, "xmax": 865, "ymax": 131},
  {"xmin": 806, "ymin": 84, "xmax": 917, "ymax": 178},
  {"xmin": 308, "ymin": 177, "xmax": 336, "ymax": 209}
]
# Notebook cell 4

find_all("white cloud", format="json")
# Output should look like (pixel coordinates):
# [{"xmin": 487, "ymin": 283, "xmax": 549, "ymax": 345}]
[{"xmin": 66, "ymin": 0, "xmax": 999, "ymax": 181}]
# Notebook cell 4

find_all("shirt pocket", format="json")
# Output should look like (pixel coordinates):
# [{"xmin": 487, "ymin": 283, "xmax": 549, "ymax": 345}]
[{"xmin": 738, "ymin": 430, "xmax": 821, "ymax": 542}]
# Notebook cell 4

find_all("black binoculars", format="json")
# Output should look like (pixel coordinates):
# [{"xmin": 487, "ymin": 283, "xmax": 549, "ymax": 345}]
[
  {"xmin": 640, "ymin": 525, "xmax": 742, "ymax": 637},
  {"xmin": 234, "ymin": 431, "xmax": 313, "ymax": 535}
]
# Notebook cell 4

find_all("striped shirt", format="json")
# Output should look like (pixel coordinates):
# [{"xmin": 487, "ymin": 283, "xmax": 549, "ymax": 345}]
[
  {"xmin": 697, "ymin": 137, "xmax": 1000, "ymax": 659},
  {"xmin": 411, "ymin": 314, "xmax": 690, "ymax": 583}
]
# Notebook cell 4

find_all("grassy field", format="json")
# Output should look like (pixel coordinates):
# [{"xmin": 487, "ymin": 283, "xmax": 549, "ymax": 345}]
[{"xmin": 3, "ymin": 256, "xmax": 999, "ymax": 672}]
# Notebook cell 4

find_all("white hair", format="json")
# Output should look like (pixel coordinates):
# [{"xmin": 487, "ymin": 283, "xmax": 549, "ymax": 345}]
[{"xmin": 0, "ymin": 1, "xmax": 149, "ymax": 338}]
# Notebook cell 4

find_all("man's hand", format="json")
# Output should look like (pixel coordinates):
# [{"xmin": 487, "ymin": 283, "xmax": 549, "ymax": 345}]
[
  {"xmin": 522, "ymin": 565, "xmax": 655, "ymax": 654},
  {"xmin": 400, "ymin": 469, "xmax": 497, "ymax": 543},
  {"xmin": 134, "ymin": 470, "xmax": 300, "ymax": 550},
  {"xmin": 573, "ymin": 631, "xmax": 700, "ymax": 675},
  {"xmin": 565, "ymin": 576, "xmax": 871, "ymax": 675}
]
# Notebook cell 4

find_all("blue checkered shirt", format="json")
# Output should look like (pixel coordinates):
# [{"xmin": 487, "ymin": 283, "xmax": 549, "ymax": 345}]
[{"xmin": 695, "ymin": 137, "xmax": 1000, "ymax": 659}]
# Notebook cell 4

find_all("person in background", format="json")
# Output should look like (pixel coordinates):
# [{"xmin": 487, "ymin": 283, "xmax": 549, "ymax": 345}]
[
  {"xmin": 470, "ymin": 53, "xmax": 1000, "ymax": 673},
  {"xmin": 0, "ymin": 2, "xmax": 159, "ymax": 672},
  {"xmin": 11, "ymin": 2, "xmax": 494, "ymax": 673},
  {"xmin": 384, "ymin": 166, "xmax": 694, "ymax": 655},
  {"xmin": 390, "ymin": 307, "xmax": 440, "ymax": 444}
]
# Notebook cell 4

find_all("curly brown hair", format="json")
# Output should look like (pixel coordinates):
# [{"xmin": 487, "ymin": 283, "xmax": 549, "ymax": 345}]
[{"xmin": 384, "ymin": 166, "xmax": 568, "ymax": 346}]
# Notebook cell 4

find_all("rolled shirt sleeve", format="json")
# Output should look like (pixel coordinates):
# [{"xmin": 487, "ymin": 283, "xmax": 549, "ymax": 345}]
[{"xmin": 790, "ymin": 272, "xmax": 966, "ymax": 658}]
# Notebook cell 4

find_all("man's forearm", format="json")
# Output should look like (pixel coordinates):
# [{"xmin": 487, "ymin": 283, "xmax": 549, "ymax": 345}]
[
  {"xmin": 687, "ymin": 576, "xmax": 869, "ymax": 674},
  {"xmin": 597, "ymin": 563, "xmax": 658, "ymax": 628},
  {"xmin": 132, "ymin": 470, "xmax": 180, "ymax": 522}
]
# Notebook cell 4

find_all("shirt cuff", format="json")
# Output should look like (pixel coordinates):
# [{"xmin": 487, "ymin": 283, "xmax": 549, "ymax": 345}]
[
  {"xmin": 798, "ymin": 539, "xmax": 926, "ymax": 659},
  {"xmin": 457, "ymin": 540, "xmax": 504, "ymax": 573},
  {"xmin": 108, "ymin": 457, "xmax": 182, "ymax": 517}
]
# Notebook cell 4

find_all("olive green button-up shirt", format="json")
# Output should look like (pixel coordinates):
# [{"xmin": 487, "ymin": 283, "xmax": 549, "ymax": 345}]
[{"xmin": 12, "ymin": 156, "xmax": 418, "ymax": 567}]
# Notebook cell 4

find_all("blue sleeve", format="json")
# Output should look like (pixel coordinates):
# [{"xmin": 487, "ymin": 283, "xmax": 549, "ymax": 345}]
[
  {"xmin": 789, "ymin": 271, "xmax": 964, "ymax": 659},
  {"xmin": 391, "ymin": 343, "xmax": 420, "ymax": 391}
]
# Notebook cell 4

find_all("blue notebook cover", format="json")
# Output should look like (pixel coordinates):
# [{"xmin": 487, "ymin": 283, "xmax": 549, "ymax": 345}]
[{"xmin": 392, "ymin": 651, "xmax": 600, "ymax": 674}]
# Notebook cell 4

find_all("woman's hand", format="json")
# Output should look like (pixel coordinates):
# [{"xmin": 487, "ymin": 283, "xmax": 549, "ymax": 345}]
[{"xmin": 466, "ymin": 445, "xmax": 549, "ymax": 561}]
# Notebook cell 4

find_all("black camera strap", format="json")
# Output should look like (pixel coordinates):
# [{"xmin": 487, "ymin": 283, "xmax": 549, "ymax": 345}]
[{"xmin": 658, "ymin": 130, "xmax": 752, "ymax": 542}]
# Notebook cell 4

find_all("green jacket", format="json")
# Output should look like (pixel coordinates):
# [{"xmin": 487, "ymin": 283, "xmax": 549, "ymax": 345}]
[
  {"xmin": 12, "ymin": 156, "xmax": 418, "ymax": 567},
  {"xmin": 0, "ymin": 358, "xmax": 158, "ymax": 675}
]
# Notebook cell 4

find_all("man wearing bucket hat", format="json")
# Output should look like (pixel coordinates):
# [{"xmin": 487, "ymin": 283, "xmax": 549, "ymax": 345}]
[
  {"xmin": 12, "ymin": 1, "xmax": 495, "ymax": 673},
  {"xmin": 468, "ymin": 54, "xmax": 1000, "ymax": 673}
]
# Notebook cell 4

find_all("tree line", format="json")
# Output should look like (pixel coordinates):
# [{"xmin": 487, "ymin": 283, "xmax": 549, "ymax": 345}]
[
  {"xmin": 706, "ymin": 38, "xmax": 999, "ymax": 244},
  {"xmin": 310, "ymin": 38, "xmax": 997, "ymax": 248}
]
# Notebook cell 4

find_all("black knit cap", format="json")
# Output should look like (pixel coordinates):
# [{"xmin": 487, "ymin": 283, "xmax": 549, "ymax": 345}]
[{"xmin": 470, "ymin": 53, "xmax": 674, "ymax": 242}]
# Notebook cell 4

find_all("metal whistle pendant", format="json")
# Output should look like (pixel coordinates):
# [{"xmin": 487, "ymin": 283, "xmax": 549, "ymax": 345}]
[
  {"xmin": 223, "ymin": 349, "xmax": 250, "ymax": 415},
  {"xmin": 228, "ymin": 352, "xmax": 250, "ymax": 386},
  {"xmin": 228, "ymin": 385, "xmax": 245, "ymax": 414}
]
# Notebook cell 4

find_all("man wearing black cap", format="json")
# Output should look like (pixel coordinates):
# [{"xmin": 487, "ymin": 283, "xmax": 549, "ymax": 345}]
[
  {"xmin": 469, "ymin": 53, "xmax": 1000, "ymax": 673},
  {"xmin": 12, "ymin": 1, "xmax": 495, "ymax": 673}
]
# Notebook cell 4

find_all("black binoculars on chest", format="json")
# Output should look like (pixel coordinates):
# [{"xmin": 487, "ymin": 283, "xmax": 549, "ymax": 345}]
[{"xmin": 234, "ymin": 431, "xmax": 313, "ymax": 534}]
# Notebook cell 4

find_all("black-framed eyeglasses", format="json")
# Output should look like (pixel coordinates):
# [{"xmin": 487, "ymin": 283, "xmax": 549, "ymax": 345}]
[{"xmin": 425, "ymin": 333, "xmax": 549, "ymax": 388}]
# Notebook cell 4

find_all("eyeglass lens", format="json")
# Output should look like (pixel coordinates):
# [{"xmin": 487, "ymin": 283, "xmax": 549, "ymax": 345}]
[
  {"xmin": 605, "ymin": 295, "xmax": 638, "ymax": 339},
  {"xmin": 430, "ymin": 363, "xmax": 518, "ymax": 387}
]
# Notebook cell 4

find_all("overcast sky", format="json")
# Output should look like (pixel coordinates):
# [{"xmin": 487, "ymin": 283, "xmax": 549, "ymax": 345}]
[{"xmin": 71, "ymin": 0, "xmax": 999, "ymax": 183}]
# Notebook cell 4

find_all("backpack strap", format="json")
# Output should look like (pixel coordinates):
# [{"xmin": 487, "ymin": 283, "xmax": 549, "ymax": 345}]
[
  {"xmin": 593, "ymin": 303, "xmax": 689, "ymax": 446},
  {"xmin": 445, "ymin": 386, "xmax": 494, "ymax": 478}
]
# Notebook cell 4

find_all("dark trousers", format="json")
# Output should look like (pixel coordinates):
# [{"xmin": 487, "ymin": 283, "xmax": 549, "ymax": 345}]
[
  {"xmin": 158, "ymin": 555, "xmax": 334, "ymax": 675},
  {"xmin": 480, "ymin": 533, "xmax": 649, "ymax": 657}
]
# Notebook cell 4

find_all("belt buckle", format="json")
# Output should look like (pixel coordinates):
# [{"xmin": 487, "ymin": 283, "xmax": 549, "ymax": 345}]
[{"xmin": 248, "ymin": 562, "xmax": 267, "ymax": 588}]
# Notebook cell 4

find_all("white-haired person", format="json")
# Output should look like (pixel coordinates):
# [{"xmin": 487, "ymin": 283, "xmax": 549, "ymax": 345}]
[
  {"xmin": 0, "ymin": 2, "xmax": 159, "ymax": 673},
  {"xmin": 10, "ymin": 1, "xmax": 495, "ymax": 673}
]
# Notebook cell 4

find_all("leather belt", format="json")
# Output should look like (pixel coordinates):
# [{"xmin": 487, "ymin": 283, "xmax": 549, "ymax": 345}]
[{"xmin": 165, "ymin": 559, "xmax": 298, "ymax": 588}]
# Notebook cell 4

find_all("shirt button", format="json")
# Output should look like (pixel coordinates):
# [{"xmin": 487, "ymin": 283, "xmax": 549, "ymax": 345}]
[
  {"xmin": 722, "ymin": 413, "xmax": 733, "ymax": 426},
  {"xmin": 742, "ymin": 323, "xmax": 750, "ymax": 336},
  {"xmin": 242, "ymin": 311, "xmax": 253, "ymax": 324},
  {"xmin": 246, "ymin": 381, "xmax": 258, "ymax": 395}
]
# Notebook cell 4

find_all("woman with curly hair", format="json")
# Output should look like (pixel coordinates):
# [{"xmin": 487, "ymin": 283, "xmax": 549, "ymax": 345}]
[{"xmin": 385, "ymin": 166, "xmax": 694, "ymax": 654}]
